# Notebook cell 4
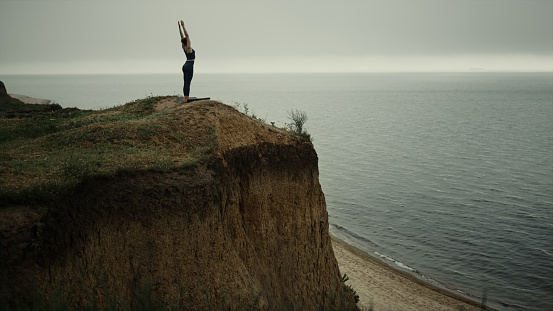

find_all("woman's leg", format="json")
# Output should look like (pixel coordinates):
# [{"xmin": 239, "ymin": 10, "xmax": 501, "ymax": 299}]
[
  {"xmin": 183, "ymin": 72, "xmax": 190, "ymax": 101},
  {"xmin": 183, "ymin": 63, "xmax": 194, "ymax": 101}
]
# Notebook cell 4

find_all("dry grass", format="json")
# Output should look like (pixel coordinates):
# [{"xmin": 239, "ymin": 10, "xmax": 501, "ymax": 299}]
[
  {"xmin": 0, "ymin": 96, "xmax": 217, "ymax": 203},
  {"xmin": 0, "ymin": 95, "xmax": 311, "ymax": 205}
]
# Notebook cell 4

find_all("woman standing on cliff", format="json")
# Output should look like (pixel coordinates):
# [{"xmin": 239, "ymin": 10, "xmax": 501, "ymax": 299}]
[{"xmin": 178, "ymin": 20, "xmax": 195, "ymax": 102}]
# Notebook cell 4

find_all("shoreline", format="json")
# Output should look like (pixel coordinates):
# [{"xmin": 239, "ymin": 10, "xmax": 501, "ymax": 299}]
[
  {"xmin": 331, "ymin": 235, "xmax": 494, "ymax": 311},
  {"xmin": 9, "ymin": 93, "xmax": 51, "ymax": 105}
]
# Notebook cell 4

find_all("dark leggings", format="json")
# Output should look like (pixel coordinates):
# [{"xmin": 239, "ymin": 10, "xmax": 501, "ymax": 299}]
[{"xmin": 182, "ymin": 61, "xmax": 194, "ymax": 96}]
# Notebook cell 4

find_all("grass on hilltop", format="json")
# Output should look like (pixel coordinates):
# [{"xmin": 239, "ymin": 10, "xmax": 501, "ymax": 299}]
[{"xmin": 0, "ymin": 96, "xmax": 216, "ymax": 205}]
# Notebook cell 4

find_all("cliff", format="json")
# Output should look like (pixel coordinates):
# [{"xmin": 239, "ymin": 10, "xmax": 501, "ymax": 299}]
[
  {"xmin": 0, "ymin": 80, "xmax": 60, "ymax": 117},
  {"xmin": 0, "ymin": 81, "xmax": 25, "ymax": 106},
  {"xmin": 0, "ymin": 98, "xmax": 357, "ymax": 310}
]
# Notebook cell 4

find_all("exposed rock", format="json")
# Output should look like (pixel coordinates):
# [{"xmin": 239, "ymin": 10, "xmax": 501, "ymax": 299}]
[{"xmin": 0, "ymin": 100, "xmax": 357, "ymax": 310}]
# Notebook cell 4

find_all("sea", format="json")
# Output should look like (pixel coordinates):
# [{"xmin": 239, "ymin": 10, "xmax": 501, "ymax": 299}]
[{"xmin": 2, "ymin": 72, "xmax": 552, "ymax": 311}]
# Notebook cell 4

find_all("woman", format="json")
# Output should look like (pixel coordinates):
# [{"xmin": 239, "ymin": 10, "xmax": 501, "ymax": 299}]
[{"xmin": 178, "ymin": 20, "xmax": 195, "ymax": 102}]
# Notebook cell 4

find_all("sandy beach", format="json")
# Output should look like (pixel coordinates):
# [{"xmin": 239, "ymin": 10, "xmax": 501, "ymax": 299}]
[
  {"xmin": 9, "ymin": 94, "xmax": 51, "ymax": 105},
  {"xmin": 331, "ymin": 236, "xmax": 486, "ymax": 311}
]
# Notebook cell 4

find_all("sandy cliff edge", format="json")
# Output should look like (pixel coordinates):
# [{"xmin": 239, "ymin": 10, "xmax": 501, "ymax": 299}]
[{"xmin": 1, "ymin": 99, "xmax": 356, "ymax": 310}]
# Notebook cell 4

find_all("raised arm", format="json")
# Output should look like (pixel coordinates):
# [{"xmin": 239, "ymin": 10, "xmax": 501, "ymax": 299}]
[
  {"xmin": 180, "ymin": 20, "xmax": 190, "ymax": 39},
  {"xmin": 178, "ymin": 21, "xmax": 185, "ymax": 40},
  {"xmin": 180, "ymin": 20, "xmax": 191, "ymax": 50}
]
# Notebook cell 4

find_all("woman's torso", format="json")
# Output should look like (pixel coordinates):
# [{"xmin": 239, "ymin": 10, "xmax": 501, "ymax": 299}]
[{"xmin": 185, "ymin": 48, "xmax": 195, "ymax": 61}]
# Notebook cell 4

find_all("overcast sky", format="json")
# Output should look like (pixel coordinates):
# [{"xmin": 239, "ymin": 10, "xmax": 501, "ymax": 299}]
[{"xmin": 0, "ymin": 0, "xmax": 551, "ymax": 74}]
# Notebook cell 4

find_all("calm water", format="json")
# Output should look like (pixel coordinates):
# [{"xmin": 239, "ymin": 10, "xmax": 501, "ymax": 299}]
[{"xmin": 2, "ymin": 72, "xmax": 552, "ymax": 310}]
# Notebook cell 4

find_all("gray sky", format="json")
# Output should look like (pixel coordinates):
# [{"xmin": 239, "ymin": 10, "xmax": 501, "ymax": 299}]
[{"xmin": 0, "ymin": 0, "xmax": 551, "ymax": 74}]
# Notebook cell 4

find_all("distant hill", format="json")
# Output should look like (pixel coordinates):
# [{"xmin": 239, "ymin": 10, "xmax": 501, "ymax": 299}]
[{"xmin": 0, "ymin": 80, "xmax": 61, "ymax": 116}]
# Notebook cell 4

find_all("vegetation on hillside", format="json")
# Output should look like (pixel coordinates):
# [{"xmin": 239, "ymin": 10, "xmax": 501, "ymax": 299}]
[
  {"xmin": 0, "ymin": 96, "xmax": 216, "ymax": 205},
  {"xmin": 287, "ymin": 109, "xmax": 311, "ymax": 141},
  {"xmin": 0, "ymin": 101, "xmax": 62, "ymax": 117},
  {"xmin": 0, "ymin": 96, "xmax": 313, "ymax": 206}
]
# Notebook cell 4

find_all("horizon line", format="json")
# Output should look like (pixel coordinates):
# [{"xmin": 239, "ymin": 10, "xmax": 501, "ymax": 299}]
[{"xmin": 2, "ymin": 69, "xmax": 552, "ymax": 76}]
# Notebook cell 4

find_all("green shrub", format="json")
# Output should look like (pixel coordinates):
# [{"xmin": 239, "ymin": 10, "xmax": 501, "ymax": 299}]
[
  {"xmin": 342, "ymin": 274, "xmax": 360, "ymax": 304},
  {"xmin": 287, "ymin": 109, "xmax": 312, "ymax": 141}
]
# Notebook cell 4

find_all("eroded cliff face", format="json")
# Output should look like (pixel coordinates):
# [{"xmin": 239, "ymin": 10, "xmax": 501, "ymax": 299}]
[{"xmin": 1, "ymin": 100, "xmax": 356, "ymax": 310}]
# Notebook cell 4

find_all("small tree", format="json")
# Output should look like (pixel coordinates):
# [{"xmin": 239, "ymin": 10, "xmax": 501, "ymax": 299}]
[{"xmin": 287, "ymin": 109, "xmax": 311, "ymax": 141}]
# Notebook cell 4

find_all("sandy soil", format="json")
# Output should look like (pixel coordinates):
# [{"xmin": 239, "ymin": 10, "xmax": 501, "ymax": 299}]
[
  {"xmin": 9, "ymin": 94, "xmax": 51, "ymax": 105},
  {"xmin": 331, "ymin": 236, "xmax": 486, "ymax": 311}
]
